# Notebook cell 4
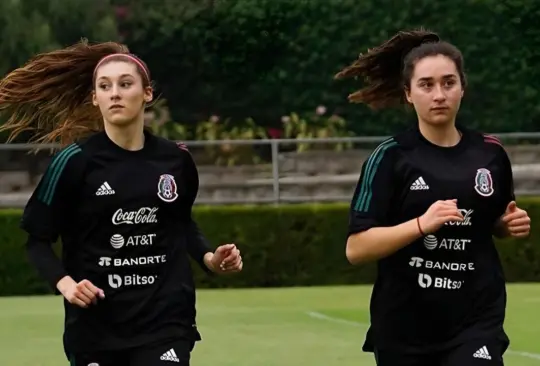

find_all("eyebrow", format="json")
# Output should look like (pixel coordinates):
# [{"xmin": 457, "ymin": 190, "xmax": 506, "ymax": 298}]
[
  {"xmin": 97, "ymin": 74, "xmax": 135, "ymax": 80},
  {"xmin": 417, "ymin": 74, "xmax": 457, "ymax": 82}
]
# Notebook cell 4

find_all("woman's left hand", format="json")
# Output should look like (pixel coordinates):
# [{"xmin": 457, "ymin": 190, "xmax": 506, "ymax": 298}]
[
  {"xmin": 501, "ymin": 201, "xmax": 531, "ymax": 238},
  {"xmin": 210, "ymin": 244, "xmax": 243, "ymax": 274}
]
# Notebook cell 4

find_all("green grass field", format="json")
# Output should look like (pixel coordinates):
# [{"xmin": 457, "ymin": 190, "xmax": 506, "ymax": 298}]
[{"xmin": 1, "ymin": 284, "xmax": 540, "ymax": 365}]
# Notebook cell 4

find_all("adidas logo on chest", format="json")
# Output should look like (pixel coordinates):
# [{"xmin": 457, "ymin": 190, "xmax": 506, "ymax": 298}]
[
  {"xmin": 96, "ymin": 181, "xmax": 115, "ymax": 196},
  {"xmin": 410, "ymin": 176, "xmax": 429, "ymax": 191}
]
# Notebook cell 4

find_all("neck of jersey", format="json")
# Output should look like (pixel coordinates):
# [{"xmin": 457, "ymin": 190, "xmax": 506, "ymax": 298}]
[{"xmin": 417, "ymin": 121, "xmax": 462, "ymax": 148}]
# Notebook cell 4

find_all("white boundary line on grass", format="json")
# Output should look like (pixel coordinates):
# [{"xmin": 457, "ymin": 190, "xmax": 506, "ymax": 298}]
[{"xmin": 306, "ymin": 311, "xmax": 540, "ymax": 361}]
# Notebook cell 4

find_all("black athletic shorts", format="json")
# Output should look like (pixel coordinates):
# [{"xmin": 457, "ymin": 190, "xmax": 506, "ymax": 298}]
[
  {"xmin": 375, "ymin": 338, "xmax": 506, "ymax": 366},
  {"xmin": 69, "ymin": 338, "xmax": 196, "ymax": 366}
]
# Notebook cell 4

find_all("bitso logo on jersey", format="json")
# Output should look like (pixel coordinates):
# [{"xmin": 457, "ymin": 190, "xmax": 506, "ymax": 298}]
[
  {"xmin": 474, "ymin": 168, "xmax": 494, "ymax": 197},
  {"xmin": 157, "ymin": 174, "xmax": 179, "ymax": 202},
  {"xmin": 417, "ymin": 273, "xmax": 464, "ymax": 290},
  {"xmin": 108, "ymin": 274, "xmax": 157, "ymax": 288}
]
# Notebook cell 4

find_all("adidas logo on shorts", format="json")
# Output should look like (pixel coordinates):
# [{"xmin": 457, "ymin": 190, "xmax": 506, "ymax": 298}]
[
  {"xmin": 160, "ymin": 348, "xmax": 180, "ymax": 362},
  {"xmin": 473, "ymin": 346, "xmax": 492, "ymax": 360}
]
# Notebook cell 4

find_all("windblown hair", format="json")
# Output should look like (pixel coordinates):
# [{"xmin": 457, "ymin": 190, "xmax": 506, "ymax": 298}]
[
  {"xmin": 0, "ymin": 39, "xmax": 151, "ymax": 147},
  {"xmin": 335, "ymin": 29, "xmax": 466, "ymax": 109}
]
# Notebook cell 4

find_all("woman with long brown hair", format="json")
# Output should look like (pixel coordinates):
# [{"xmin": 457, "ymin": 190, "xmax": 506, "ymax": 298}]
[
  {"xmin": 340, "ymin": 29, "xmax": 530, "ymax": 366},
  {"xmin": 0, "ymin": 40, "xmax": 243, "ymax": 366}
]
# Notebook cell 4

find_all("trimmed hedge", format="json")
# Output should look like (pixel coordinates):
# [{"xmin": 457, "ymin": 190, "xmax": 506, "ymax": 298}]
[{"xmin": 1, "ymin": 200, "xmax": 539, "ymax": 296}]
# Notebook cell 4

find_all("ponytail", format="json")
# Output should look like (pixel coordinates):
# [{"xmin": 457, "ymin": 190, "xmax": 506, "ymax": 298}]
[
  {"xmin": 0, "ymin": 40, "xmax": 130, "ymax": 146},
  {"xmin": 334, "ymin": 29, "xmax": 440, "ymax": 109}
]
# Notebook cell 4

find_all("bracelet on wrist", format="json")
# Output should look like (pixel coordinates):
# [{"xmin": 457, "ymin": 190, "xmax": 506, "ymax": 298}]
[{"xmin": 416, "ymin": 217, "xmax": 425, "ymax": 236}]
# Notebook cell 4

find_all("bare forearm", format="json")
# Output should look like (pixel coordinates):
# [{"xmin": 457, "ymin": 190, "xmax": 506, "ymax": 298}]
[
  {"xmin": 203, "ymin": 252, "xmax": 217, "ymax": 273},
  {"xmin": 346, "ymin": 218, "xmax": 423, "ymax": 264},
  {"xmin": 56, "ymin": 275, "xmax": 77, "ymax": 295}
]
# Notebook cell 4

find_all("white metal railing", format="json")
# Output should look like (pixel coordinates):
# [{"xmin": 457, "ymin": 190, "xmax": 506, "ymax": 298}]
[
  {"xmin": 1, "ymin": 133, "xmax": 540, "ymax": 206},
  {"xmin": 2, "ymin": 132, "xmax": 540, "ymax": 150}
]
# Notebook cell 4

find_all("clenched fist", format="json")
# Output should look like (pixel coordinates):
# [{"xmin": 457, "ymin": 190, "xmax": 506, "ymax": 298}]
[
  {"xmin": 500, "ymin": 201, "xmax": 531, "ymax": 238},
  {"xmin": 418, "ymin": 199, "xmax": 464, "ymax": 235},
  {"xmin": 57, "ymin": 277, "xmax": 105, "ymax": 308},
  {"xmin": 205, "ymin": 244, "xmax": 243, "ymax": 274}
]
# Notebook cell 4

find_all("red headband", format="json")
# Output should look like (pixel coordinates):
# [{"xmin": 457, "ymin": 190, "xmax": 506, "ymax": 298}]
[{"xmin": 94, "ymin": 53, "xmax": 150, "ymax": 82}]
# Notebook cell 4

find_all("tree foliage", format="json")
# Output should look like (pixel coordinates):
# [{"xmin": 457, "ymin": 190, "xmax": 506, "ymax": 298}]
[
  {"xmin": 120, "ymin": 0, "xmax": 540, "ymax": 134},
  {"xmin": 0, "ymin": 0, "xmax": 119, "ymax": 77},
  {"xmin": 2, "ymin": 0, "xmax": 539, "ymax": 136}
]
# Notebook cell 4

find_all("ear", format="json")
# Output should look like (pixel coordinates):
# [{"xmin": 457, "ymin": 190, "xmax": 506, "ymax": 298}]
[
  {"xmin": 92, "ymin": 91, "xmax": 98, "ymax": 107},
  {"xmin": 404, "ymin": 87, "xmax": 413, "ymax": 104},
  {"xmin": 143, "ymin": 86, "xmax": 153, "ymax": 103}
]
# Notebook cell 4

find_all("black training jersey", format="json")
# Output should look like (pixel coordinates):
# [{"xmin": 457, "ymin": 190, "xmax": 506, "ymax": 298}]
[
  {"xmin": 21, "ymin": 130, "xmax": 212, "ymax": 355},
  {"xmin": 348, "ymin": 125, "xmax": 514, "ymax": 355}
]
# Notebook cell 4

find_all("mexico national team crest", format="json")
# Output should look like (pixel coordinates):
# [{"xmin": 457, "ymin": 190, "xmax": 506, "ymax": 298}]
[
  {"xmin": 474, "ymin": 168, "xmax": 494, "ymax": 197},
  {"xmin": 157, "ymin": 174, "xmax": 178, "ymax": 202}
]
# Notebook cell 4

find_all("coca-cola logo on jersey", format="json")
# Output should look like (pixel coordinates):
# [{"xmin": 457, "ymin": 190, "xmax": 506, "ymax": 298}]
[
  {"xmin": 445, "ymin": 209, "xmax": 473, "ymax": 226},
  {"xmin": 112, "ymin": 207, "xmax": 159, "ymax": 225}
]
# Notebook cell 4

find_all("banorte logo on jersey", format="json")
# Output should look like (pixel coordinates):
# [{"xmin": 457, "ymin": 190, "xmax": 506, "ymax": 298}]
[
  {"xmin": 112, "ymin": 207, "xmax": 158, "ymax": 225},
  {"xmin": 409, "ymin": 256, "xmax": 475, "ymax": 272}
]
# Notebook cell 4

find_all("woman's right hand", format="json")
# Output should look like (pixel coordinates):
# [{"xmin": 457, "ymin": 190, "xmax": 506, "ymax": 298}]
[
  {"xmin": 57, "ymin": 276, "xmax": 105, "ymax": 308},
  {"xmin": 418, "ymin": 199, "xmax": 464, "ymax": 234}
]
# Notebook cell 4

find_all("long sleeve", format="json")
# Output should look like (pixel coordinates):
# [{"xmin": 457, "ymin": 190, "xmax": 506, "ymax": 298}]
[
  {"xmin": 186, "ymin": 219, "xmax": 214, "ymax": 274},
  {"xmin": 179, "ymin": 143, "xmax": 214, "ymax": 274},
  {"xmin": 26, "ymin": 234, "xmax": 67, "ymax": 291},
  {"xmin": 20, "ymin": 143, "xmax": 85, "ymax": 292}
]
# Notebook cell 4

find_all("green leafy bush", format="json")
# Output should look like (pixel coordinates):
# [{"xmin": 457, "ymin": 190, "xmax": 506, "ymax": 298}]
[{"xmin": 1, "ymin": 200, "xmax": 539, "ymax": 296}]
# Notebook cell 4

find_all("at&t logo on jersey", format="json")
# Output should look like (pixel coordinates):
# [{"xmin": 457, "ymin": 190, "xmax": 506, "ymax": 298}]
[
  {"xmin": 423, "ymin": 235, "xmax": 469, "ymax": 251},
  {"xmin": 418, "ymin": 273, "xmax": 464, "ymax": 290},
  {"xmin": 112, "ymin": 207, "xmax": 158, "ymax": 225},
  {"xmin": 110, "ymin": 234, "xmax": 124, "ymax": 249},
  {"xmin": 109, "ymin": 234, "xmax": 156, "ymax": 248},
  {"xmin": 108, "ymin": 274, "xmax": 158, "ymax": 289},
  {"xmin": 157, "ymin": 174, "xmax": 178, "ymax": 203},
  {"xmin": 474, "ymin": 168, "xmax": 494, "ymax": 197}
]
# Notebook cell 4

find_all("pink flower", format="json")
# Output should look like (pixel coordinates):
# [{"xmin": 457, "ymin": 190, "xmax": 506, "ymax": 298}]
[{"xmin": 267, "ymin": 128, "xmax": 283, "ymax": 139}]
